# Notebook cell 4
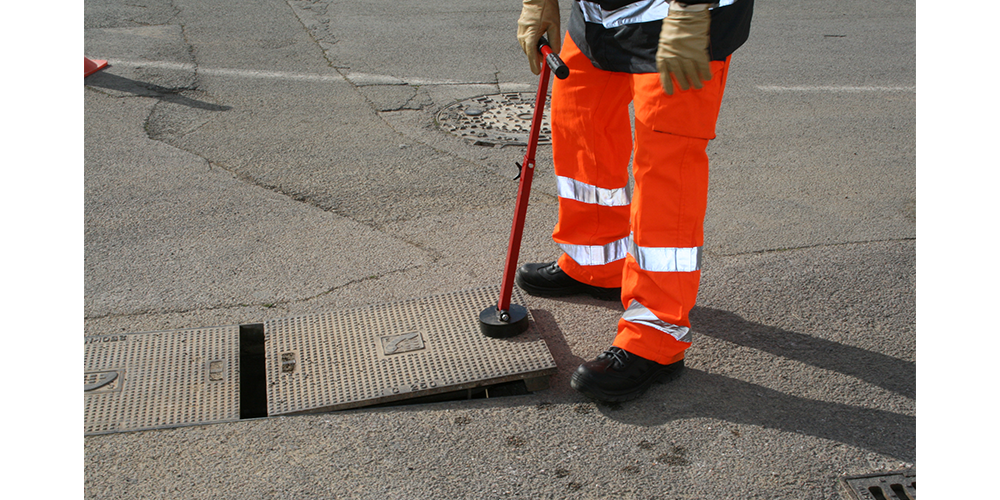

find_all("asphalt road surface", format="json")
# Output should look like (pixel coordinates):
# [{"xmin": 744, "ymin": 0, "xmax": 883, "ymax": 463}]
[{"xmin": 77, "ymin": 0, "xmax": 924, "ymax": 497}]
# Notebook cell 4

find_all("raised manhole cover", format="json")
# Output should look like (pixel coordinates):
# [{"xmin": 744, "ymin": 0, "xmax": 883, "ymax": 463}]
[
  {"xmin": 437, "ymin": 92, "xmax": 551, "ymax": 147},
  {"xmin": 265, "ymin": 286, "xmax": 556, "ymax": 414}
]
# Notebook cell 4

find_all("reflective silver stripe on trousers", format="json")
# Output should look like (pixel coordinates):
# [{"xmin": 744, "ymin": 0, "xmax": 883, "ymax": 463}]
[
  {"xmin": 559, "ymin": 236, "xmax": 630, "ymax": 266},
  {"xmin": 629, "ymin": 237, "xmax": 702, "ymax": 273},
  {"xmin": 557, "ymin": 176, "xmax": 631, "ymax": 207},
  {"xmin": 579, "ymin": 0, "xmax": 737, "ymax": 29},
  {"xmin": 622, "ymin": 300, "xmax": 692, "ymax": 343}
]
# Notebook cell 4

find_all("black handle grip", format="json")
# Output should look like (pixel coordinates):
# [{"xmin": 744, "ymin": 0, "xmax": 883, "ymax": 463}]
[{"xmin": 538, "ymin": 37, "xmax": 569, "ymax": 80}]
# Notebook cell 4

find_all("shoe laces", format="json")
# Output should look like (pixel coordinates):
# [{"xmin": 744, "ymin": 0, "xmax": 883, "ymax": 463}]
[{"xmin": 601, "ymin": 346, "xmax": 629, "ymax": 369}]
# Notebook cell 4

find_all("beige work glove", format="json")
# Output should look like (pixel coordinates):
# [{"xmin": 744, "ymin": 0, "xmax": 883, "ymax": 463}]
[
  {"xmin": 656, "ymin": 3, "xmax": 712, "ymax": 95},
  {"xmin": 517, "ymin": 0, "xmax": 561, "ymax": 75}
]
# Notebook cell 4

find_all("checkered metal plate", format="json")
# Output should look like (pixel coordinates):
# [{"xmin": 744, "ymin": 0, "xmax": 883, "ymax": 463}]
[
  {"xmin": 84, "ymin": 326, "xmax": 241, "ymax": 435},
  {"xmin": 265, "ymin": 286, "xmax": 556, "ymax": 414}
]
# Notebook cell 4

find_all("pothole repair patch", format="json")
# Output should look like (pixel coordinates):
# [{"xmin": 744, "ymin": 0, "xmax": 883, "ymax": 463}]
[{"xmin": 436, "ymin": 93, "xmax": 551, "ymax": 147}]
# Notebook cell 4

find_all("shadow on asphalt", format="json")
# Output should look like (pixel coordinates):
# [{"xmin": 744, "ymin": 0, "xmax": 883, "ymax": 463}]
[
  {"xmin": 592, "ymin": 307, "xmax": 916, "ymax": 463},
  {"xmin": 541, "ymin": 294, "xmax": 626, "ymax": 313},
  {"xmin": 85, "ymin": 71, "xmax": 232, "ymax": 111},
  {"xmin": 315, "ymin": 306, "xmax": 916, "ymax": 463},
  {"xmin": 529, "ymin": 308, "xmax": 586, "ymax": 381},
  {"xmin": 597, "ymin": 367, "xmax": 916, "ymax": 463},
  {"xmin": 690, "ymin": 306, "xmax": 915, "ymax": 399}
]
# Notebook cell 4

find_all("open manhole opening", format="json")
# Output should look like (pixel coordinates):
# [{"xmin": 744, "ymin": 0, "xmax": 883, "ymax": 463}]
[
  {"xmin": 241, "ymin": 319, "xmax": 550, "ymax": 414},
  {"xmin": 241, "ymin": 322, "xmax": 544, "ymax": 413},
  {"xmin": 839, "ymin": 469, "xmax": 915, "ymax": 500},
  {"xmin": 436, "ymin": 92, "xmax": 551, "ymax": 147}
]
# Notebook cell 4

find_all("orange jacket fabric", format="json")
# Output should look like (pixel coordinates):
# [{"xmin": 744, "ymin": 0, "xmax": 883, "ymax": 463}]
[{"xmin": 550, "ymin": 34, "xmax": 730, "ymax": 365}]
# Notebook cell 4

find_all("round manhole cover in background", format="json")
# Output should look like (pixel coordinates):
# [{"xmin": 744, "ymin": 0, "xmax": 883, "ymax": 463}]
[{"xmin": 436, "ymin": 93, "xmax": 551, "ymax": 147}]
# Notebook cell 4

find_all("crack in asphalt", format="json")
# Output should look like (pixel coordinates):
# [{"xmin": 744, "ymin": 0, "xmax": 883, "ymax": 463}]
[
  {"xmin": 89, "ymin": 5, "xmax": 914, "ymax": 318},
  {"xmin": 84, "ymin": 236, "xmax": 911, "ymax": 322},
  {"xmin": 704, "ymin": 237, "xmax": 916, "ymax": 259},
  {"xmin": 86, "ymin": 11, "xmax": 446, "ymax": 269},
  {"xmin": 84, "ymin": 264, "xmax": 425, "ymax": 321}
]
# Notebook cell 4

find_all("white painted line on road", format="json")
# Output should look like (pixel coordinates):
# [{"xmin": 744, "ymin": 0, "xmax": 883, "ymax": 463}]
[
  {"xmin": 107, "ymin": 59, "xmax": 347, "ymax": 83},
  {"xmin": 104, "ymin": 59, "xmax": 494, "ymax": 86},
  {"xmin": 344, "ymin": 72, "xmax": 491, "ymax": 86},
  {"xmin": 757, "ymin": 85, "xmax": 915, "ymax": 92}
]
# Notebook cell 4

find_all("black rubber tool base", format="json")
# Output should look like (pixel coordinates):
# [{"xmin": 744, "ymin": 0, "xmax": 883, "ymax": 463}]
[{"xmin": 479, "ymin": 304, "xmax": 530, "ymax": 338}]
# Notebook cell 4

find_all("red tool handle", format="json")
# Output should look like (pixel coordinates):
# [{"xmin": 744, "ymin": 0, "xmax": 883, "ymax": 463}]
[
  {"xmin": 496, "ymin": 38, "xmax": 566, "ymax": 316},
  {"xmin": 540, "ymin": 40, "xmax": 569, "ymax": 80}
]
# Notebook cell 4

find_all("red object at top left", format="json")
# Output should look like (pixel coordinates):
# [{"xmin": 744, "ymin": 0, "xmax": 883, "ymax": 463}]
[{"xmin": 85, "ymin": 57, "xmax": 108, "ymax": 77}]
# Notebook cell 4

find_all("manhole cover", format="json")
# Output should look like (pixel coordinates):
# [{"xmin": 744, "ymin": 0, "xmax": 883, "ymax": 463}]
[
  {"xmin": 839, "ymin": 469, "xmax": 915, "ymax": 500},
  {"xmin": 437, "ymin": 92, "xmax": 551, "ymax": 147},
  {"xmin": 84, "ymin": 326, "xmax": 241, "ymax": 435},
  {"xmin": 265, "ymin": 286, "xmax": 556, "ymax": 414},
  {"xmin": 84, "ymin": 286, "xmax": 557, "ymax": 434}
]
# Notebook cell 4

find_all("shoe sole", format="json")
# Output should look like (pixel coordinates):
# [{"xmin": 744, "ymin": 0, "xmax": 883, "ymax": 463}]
[
  {"xmin": 514, "ymin": 274, "xmax": 622, "ymax": 302},
  {"xmin": 570, "ymin": 363, "xmax": 685, "ymax": 404}
]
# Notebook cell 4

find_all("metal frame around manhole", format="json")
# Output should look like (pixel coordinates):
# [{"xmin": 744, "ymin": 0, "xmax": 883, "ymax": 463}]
[{"xmin": 436, "ymin": 92, "xmax": 551, "ymax": 147}]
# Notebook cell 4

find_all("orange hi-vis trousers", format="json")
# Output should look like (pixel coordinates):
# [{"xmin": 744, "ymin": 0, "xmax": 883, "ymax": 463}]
[{"xmin": 551, "ymin": 34, "xmax": 730, "ymax": 365}]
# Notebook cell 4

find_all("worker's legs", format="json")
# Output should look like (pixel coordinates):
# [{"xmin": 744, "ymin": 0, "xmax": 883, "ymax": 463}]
[
  {"xmin": 549, "ymin": 34, "xmax": 635, "ymax": 289},
  {"xmin": 611, "ymin": 58, "xmax": 731, "ymax": 365},
  {"xmin": 571, "ymin": 58, "xmax": 732, "ymax": 402}
]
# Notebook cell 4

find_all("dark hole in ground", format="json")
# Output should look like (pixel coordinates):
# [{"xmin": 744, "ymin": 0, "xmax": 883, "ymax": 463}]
[
  {"xmin": 239, "ymin": 323, "xmax": 268, "ymax": 419},
  {"xmin": 368, "ymin": 379, "xmax": 531, "ymax": 408}
]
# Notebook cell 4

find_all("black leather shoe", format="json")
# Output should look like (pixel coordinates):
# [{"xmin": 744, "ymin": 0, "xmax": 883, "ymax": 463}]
[
  {"xmin": 570, "ymin": 347, "xmax": 684, "ymax": 403},
  {"xmin": 515, "ymin": 261, "xmax": 621, "ymax": 301}
]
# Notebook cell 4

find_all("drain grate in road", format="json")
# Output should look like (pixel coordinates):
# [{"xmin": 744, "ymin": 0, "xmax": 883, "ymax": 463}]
[
  {"xmin": 436, "ymin": 93, "xmax": 551, "ymax": 147},
  {"xmin": 839, "ymin": 469, "xmax": 915, "ymax": 500}
]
